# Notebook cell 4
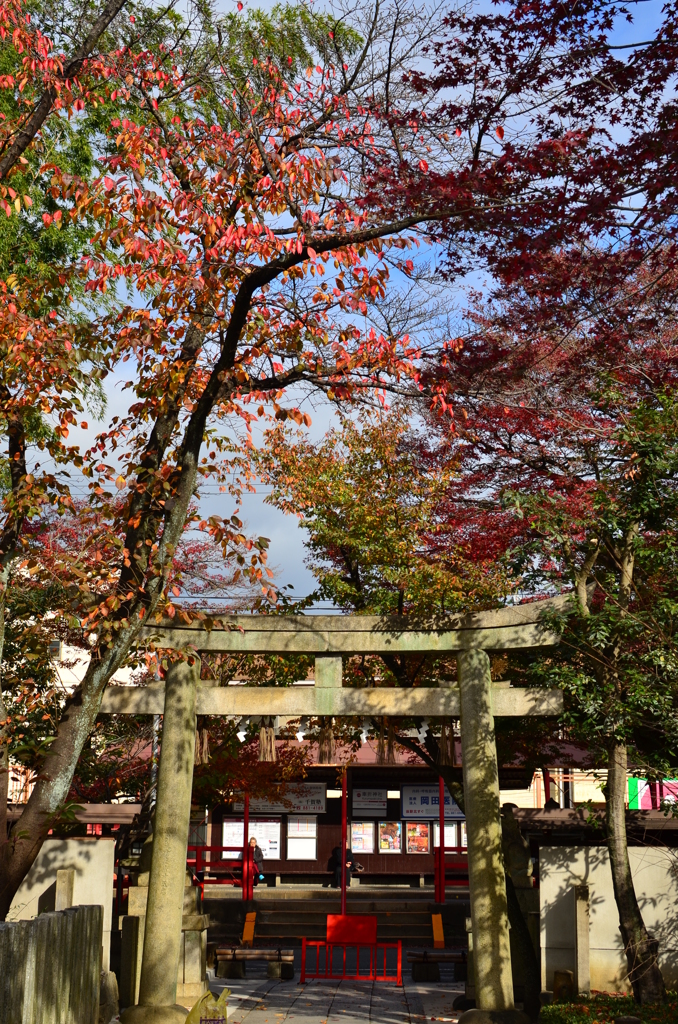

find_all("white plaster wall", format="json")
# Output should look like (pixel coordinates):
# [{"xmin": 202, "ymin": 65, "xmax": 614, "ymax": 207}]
[
  {"xmin": 7, "ymin": 837, "xmax": 115, "ymax": 969},
  {"xmin": 540, "ymin": 845, "xmax": 678, "ymax": 993}
]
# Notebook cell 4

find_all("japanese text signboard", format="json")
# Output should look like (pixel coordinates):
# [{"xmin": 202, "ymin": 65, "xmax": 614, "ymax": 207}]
[
  {"xmin": 401, "ymin": 785, "xmax": 464, "ymax": 820},
  {"xmin": 234, "ymin": 783, "xmax": 326, "ymax": 814},
  {"xmin": 352, "ymin": 788, "xmax": 387, "ymax": 815}
]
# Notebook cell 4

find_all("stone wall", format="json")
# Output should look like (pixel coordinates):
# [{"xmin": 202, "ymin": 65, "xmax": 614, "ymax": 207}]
[
  {"xmin": 0, "ymin": 904, "xmax": 102, "ymax": 1023},
  {"xmin": 540, "ymin": 845, "xmax": 678, "ymax": 993}
]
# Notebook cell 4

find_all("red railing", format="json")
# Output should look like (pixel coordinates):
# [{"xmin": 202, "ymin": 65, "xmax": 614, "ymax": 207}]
[
  {"xmin": 434, "ymin": 844, "xmax": 469, "ymax": 901},
  {"xmin": 300, "ymin": 938, "xmax": 402, "ymax": 985},
  {"xmin": 187, "ymin": 845, "xmax": 255, "ymax": 901}
]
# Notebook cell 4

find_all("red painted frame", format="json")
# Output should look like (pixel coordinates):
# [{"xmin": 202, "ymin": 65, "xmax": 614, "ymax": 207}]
[
  {"xmin": 300, "ymin": 937, "xmax": 402, "ymax": 985},
  {"xmin": 187, "ymin": 845, "xmax": 255, "ymax": 900},
  {"xmin": 434, "ymin": 844, "xmax": 469, "ymax": 901}
]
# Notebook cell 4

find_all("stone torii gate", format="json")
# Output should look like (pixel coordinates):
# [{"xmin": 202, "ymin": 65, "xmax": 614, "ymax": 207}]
[{"xmin": 110, "ymin": 596, "xmax": 568, "ymax": 1024}]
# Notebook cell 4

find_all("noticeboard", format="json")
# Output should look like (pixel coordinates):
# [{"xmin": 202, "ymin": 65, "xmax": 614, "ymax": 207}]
[
  {"xmin": 221, "ymin": 818, "xmax": 281, "ymax": 859},
  {"xmin": 350, "ymin": 821, "xmax": 375, "ymax": 853}
]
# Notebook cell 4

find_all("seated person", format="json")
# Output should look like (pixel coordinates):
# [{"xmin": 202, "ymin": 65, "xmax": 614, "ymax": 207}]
[
  {"xmin": 331, "ymin": 840, "xmax": 356, "ymax": 888},
  {"xmin": 249, "ymin": 836, "xmax": 265, "ymax": 885}
]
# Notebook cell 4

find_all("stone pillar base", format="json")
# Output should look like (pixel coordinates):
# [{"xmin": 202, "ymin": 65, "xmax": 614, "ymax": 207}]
[
  {"xmin": 120, "ymin": 1004, "xmax": 189, "ymax": 1023},
  {"xmin": 176, "ymin": 980, "xmax": 209, "ymax": 1006}
]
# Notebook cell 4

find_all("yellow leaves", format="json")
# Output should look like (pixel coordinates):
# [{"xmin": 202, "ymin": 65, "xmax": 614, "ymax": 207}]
[{"xmin": 115, "ymin": 475, "xmax": 126, "ymax": 490}]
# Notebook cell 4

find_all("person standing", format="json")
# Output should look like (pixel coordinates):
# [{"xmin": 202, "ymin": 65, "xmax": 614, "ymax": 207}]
[{"xmin": 249, "ymin": 836, "xmax": 265, "ymax": 886}]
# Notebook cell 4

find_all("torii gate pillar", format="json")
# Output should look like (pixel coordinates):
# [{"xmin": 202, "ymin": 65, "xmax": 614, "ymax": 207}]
[
  {"xmin": 121, "ymin": 658, "xmax": 200, "ymax": 1024},
  {"xmin": 458, "ymin": 649, "xmax": 513, "ymax": 1013}
]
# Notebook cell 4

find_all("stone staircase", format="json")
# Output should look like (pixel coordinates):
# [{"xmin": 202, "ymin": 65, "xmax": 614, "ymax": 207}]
[{"xmin": 205, "ymin": 887, "xmax": 469, "ymax": 950}]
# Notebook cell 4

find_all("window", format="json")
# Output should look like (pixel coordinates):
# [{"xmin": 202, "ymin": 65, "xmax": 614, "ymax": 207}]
[
  {"xmin": 287, "ymin": 815, "xmax": 317, "ymax": 860},
  {"xmin": 350, "ymin": 821, "xmax": 374, "ymax": 853}
]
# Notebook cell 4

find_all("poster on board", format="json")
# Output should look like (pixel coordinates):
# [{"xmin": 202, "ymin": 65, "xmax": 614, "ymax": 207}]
[
  {"xmin": 378, "ymin": 821, "xmax": 402, "ymax": 853},
  {"xmin": 433, "ymin": 821, "xmax": 460, "ymax": 848},
  {"xmin": 350, "ymin": 821, "xmax": 375, "ymax": 853},
  {"xmin": 401, "ymin": 785, "xmax": 464, "ymax": 819},
  {"xmin": 406, "ymin": 822, "xmax": 430, "ymax": 854},
  {"xmin": 222, "ymin": 819, "xmax": 281, "ymax": 859}
]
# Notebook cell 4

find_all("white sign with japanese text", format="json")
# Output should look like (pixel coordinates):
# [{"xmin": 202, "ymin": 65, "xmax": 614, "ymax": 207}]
[
  {"xmin": 401, "ymin": 785, "xmax": 464, "ymax": 819},
  {"xmin": 234, "ymin": 783, "xmax": 326, "ymax": 814},
  {"xmin": 352, "ymin": 788, "xmax": 387, "ymax": 814}
]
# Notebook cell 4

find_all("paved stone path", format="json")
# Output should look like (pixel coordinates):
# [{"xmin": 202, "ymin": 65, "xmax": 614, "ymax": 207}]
[{"xmin": 210, "ymin": 963, "xmax": 465, "ymax": 1024}]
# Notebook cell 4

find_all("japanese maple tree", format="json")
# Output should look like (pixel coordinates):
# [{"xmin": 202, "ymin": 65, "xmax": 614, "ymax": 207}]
[{"xmin": 426, "ymin": 247, "xmax": 678, "ymax": 1003}]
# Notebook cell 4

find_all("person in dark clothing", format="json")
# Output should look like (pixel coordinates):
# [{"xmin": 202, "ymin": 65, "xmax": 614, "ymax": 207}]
[
  {"xmin": 249, "ymin": 836, "xmax": 265, "ymax": 885},
  {"xmin": 332, "ymin": 840, "xmax": 355, "ymax": 888}
]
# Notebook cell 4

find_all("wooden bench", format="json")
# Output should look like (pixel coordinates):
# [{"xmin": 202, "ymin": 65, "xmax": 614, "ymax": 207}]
[
  {"xmin": 216, "ymin": 946, "xmax": 295, "ymax": 980},
  {"xmin": 406, "ymin": 949, "xmax": 466, "ymax": 982}
]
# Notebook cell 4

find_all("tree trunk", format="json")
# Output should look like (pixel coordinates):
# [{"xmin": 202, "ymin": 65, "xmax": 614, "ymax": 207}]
[
  {"xmin": 607, "ymin": 741, "xmax": 666, "ymax": 1004},
  {"xmin": 0, "ymin": 623, "xmax": 141, "ymax": 919},
  {"xmin": 0, "ymin": 578, "xmax": 8, "ymax": 849}
]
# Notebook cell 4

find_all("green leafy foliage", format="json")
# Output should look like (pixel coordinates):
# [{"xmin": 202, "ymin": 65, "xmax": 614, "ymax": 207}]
[{"xmin": 540, "ymin": 994, "xmax": 678, "ymax": 1024}]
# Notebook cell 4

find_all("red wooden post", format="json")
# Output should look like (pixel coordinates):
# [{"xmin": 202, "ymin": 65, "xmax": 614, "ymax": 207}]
[
  {"xmin": 341, "ymin": 772, "xmax": 347, "ymax": 915},
  {"xmin": 396, "ymin": 940, "xmax": 402, "ymax": 986},
  {"xmin": 438, "ymin": 775, "xmax": 445, "ymax": 905},
  {"xmin": 542, "ymin": 767, "xmax": 551, "ymax": 805},
  {"xmin": 301, "ymin": 937, "xmax": 307, "ymax": 983},
  {"xmin": 243, "ymin": 791, "xmax": 250, "ymax": 901}
]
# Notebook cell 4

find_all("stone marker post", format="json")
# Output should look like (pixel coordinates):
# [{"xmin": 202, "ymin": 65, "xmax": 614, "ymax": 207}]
[
  {"xmin": 458, "ymin": 648, "xmax": 514, "ymax": 1012},
  {"xmin": 121, "ymin": 658, "xmax": 200, "ymax": 1024}
]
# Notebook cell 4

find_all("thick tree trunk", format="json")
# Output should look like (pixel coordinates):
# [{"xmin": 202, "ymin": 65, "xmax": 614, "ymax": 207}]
[
  {"xmin": 607, "ymin": 742, "xmax": 666, "ymax": 1004},
  {"xmin": 0, "ymin": 581, "xmax": 8, "ymax": 849}
]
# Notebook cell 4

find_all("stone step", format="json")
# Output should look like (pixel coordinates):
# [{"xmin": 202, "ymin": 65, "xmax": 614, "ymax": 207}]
[
  {"xmin": 253, "ymin": 905, "xmax": 436, "ymax": 921},
  {"xmin": 253, "ymin": 920, "xmax": 434, "ymax": 936}
]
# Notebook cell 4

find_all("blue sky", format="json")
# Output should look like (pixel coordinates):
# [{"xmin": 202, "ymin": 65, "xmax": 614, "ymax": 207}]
[{"xmin": 66, "ymin": 0, "xmax": 673, "ymax": 606}]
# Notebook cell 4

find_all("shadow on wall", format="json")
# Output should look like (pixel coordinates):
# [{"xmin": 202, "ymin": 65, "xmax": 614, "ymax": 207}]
[
  {"xmin": 540, "ymin": 845, "xmax": 678, "ymax": 993},
  {"xmin": 6, "ymin": 837, "xmax": 115, "ymax": 970},
  {"xmin": 7, "ymin": 838, "xmax": 96, "ymax": 919}
]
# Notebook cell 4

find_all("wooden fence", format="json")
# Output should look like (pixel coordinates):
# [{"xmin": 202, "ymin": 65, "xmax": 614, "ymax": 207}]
[{"xmin": 0, "ymin": 904, "xmax": 102, "ymax": 1024}]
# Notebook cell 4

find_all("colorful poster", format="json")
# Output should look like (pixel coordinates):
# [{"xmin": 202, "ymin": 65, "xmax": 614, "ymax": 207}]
[
  {"xmin": 351, "ymin": 821, "xmax": 375, "ymax": 853},
  {"xmin": 352, "ymin": 788, "xmax": 387, "ymax": 815},
  {"xmin": 401, "ymin": 785, "xmax": 464, "ymax": 819},
  {"xmin": 234, "ymin": 783, "xmax": 326, "ymax": 814},
  {"xmin": 378, "ymin": 820, "xmax": 402, "ymax": 853},
  {"xmin": 406, "ymin": 822, "xmax": 430, "ymax": 854}
]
